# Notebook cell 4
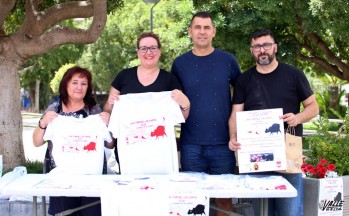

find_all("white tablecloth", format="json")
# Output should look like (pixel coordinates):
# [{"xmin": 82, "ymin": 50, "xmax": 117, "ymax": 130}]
[{"xmin": 0, "ymin": 173, "xmax": 297, "ymax": 216}]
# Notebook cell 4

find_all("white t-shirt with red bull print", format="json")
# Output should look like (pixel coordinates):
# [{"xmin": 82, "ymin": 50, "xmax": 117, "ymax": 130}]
[
  {"xmin": 44, "ymin": 114, "xmax": 112, "ymax": 175},
  {"xmin": 108, "ymin": 91, "xmax": 185, "ymax": 175}
]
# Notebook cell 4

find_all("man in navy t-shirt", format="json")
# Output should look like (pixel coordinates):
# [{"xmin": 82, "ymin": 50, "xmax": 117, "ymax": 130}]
[{"xmin": 171, "ymin": 11, "xmax": 241, "ymax": 215}]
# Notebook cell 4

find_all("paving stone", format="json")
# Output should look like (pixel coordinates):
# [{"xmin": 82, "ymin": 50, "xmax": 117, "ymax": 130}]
[{"xmin": 0, "ymin": 199, "xmax": 49, "ymax": 216}]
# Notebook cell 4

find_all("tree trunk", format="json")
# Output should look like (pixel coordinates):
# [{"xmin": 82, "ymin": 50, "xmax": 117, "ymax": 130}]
[
  {"xmin": 29, "ymin": 88, "xmax": 34, "ymax": 112},
  {"xmin": 0, "ymin": 62, "xmax": 26, "ymax": 171},
  {"xmin": 329, "ymin": 85, "xmax": 339, "ymax": 111},
  {"xmin": 0, "ymin": 0, "xmax": 107, "ymax": 171},
  {"xmin": 34, "ymin": 79, "xmax": 40, "ymax": 113}
]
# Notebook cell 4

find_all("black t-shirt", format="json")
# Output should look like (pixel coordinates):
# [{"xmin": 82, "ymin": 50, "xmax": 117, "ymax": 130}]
[
  {"xmin": 112, "ymin": 66, "xmax": 182, "ymax": 94},
  {"xmin": 232, "ymin": 62, "xmax": 314, "ymax": 136}
]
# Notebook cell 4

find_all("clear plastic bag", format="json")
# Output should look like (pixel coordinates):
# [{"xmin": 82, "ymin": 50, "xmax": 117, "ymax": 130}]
[{"xmin": 0, "ymin": 166, "xmax": 27, "ymax": 199}]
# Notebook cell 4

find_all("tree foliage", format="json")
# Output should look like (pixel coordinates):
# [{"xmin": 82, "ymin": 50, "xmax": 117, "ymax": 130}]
[
  {"xmin": 305, "ymin": 113, "xmax": 349, "ymax": 176},
  {"xmin": 315, "ymin": 74, "xmax": 348, "ymax": 118},
  {"xmin": 50, "ymin": 63, "xmax": 76, "ymax": 94},
  {"xmin": 78, "ymin": 0, "xmax": 194, "ymax": 92},
  {"xmin": 0, "ymin": 0, "xmax": 122, "ymax": 170},
  {"xmin": 192, "ymin": 0, "xmax": 349, "ymax": 81},
  {"xmin": 19, "ymin": 19, "xmax": 87, "ymax": 111}
]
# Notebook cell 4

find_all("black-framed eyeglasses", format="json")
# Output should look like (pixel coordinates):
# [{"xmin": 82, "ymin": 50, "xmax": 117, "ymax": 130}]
[
  {"xmin": 250, "ymin": 43, "xmax": 275, "ymax": 52},
  {"xmin": 138, "ymin": 46, "xmax": 159, "ymax": 53}
]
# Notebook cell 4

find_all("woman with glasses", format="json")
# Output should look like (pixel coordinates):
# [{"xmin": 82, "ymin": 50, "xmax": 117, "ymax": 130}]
[
  {"xmin": 104, "ymin": 32, "xmax": 190, "ymax": 172},
  {"xmin": 104, "ymin": 32, "xmax": 190, "ymax": 115}
]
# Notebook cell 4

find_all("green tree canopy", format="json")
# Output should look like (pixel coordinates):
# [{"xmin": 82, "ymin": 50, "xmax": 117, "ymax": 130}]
[
  {"xmin": 193, "ymin": 0, "xmax": 349, "ymax": 80},
  {"xmin": 50, "ymin": 63, "xmax": 77, "ymax": 94},
  {"xmin": 78, "ymin": 0, "xmax": 194, "ymax": 92},
  {"xmin": 12, "ymin": 1, "xmax": 123, "ymax": 111},
  {"xmin": 0, "ymin": 0, "xmax": 123, "ymax": 170}
]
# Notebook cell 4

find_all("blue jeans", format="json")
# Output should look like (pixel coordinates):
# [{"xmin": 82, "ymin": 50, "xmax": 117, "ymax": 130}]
[
  {"xmin": 180, "ymin": 143, "xmax": 235, "ymax": 174},
  {"xmin": 251, "ymin": 172, "xmax": 303, "ymax": 216}
]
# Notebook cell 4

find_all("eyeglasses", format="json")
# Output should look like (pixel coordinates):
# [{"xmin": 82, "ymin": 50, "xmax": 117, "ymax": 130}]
[
  {"xmin": 138, "ymin": 46, "xmax": 159, "ymax": 53},
  {"xmin": 250, "ymin": 43, "xmax": 275, "ymax": 52}
]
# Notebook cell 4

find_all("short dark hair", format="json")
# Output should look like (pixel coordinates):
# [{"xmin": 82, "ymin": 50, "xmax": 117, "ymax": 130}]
[
  {"xmin": 250, "ymin": 29, "xmax": 275, "ymax": 43},
  {"xmin": 190, "ymin": 11, "xmax": 214, "ymax": 27},
  {"xmin": 59, "ymin": 66, "xmax": 97, "ymax": 109},
  {"xmin": 136, "ymin": 32, "xmax": 162, "ymax": 49}
]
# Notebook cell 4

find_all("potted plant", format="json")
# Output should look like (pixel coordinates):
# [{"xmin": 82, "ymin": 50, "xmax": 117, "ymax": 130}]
[
  {"xmin": 303, "ymin": 114, "xmax": 349, "ymax": 215},
  {"xmin": 302, "ymin": 158, "xmax": 337, "ymax": 179}
]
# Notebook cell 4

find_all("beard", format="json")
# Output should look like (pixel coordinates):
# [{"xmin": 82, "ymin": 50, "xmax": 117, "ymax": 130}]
[{"xmin": 254, "ymin": 49, "xmax": 276, "ymax": 65}]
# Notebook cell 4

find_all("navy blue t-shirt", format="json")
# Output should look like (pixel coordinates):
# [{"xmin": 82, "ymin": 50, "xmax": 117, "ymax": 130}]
[{"xmin": 171, "ymin": 49, "xmax": 241, "ymax": 145}]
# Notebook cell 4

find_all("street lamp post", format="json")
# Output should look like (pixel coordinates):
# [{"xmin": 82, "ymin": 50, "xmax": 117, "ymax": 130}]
[{"xmin": 142, "ymin": 0, "xmax": 160, "ymax": 32}]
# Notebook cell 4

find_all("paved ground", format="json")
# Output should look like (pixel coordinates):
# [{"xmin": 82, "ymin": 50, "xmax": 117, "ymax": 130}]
[{"xmin": 22, "ymin": 113, "xmax": 46, "ymax": 162}]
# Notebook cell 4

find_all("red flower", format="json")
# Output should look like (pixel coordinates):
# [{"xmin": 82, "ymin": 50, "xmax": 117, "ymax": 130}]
[
  {"xmin": 319, "ymin": 167, "xmax": 327, "ymax": 175},
  {"xmin": 316, "ymin": 163, "xmax": 325, "ymax": 170},
  {"xmin": 305, "ymin": 164, "xmax": 315, "ymax": 174},
  {"xmin": 302, "ymin": 158, "xmax": 337, "ymax": 179},
  {"xmin": 319, "ymin": 158, "xmax": 327, "ymax": 164},
  {"xmin": 317, "ymin": 173, "xmax": 326, "ymax": 178},
  {"xmin": 327, "ymin": 164, "xmax": 336, "ymax": 171}
]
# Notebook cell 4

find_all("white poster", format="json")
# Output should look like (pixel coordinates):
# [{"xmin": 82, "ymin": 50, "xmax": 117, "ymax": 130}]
[
  {"xmin": 318, "ymin": 178, "xmax": 344, "ymax": 216},
  {"xmin": 236, "ymin": 108, "xmax": 287, "ymax": 173}
]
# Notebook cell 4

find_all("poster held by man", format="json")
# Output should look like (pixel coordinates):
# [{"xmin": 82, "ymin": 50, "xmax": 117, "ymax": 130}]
[{"xmin": 236, "ymin": 108, "xmax": 287, "ymax": 173}]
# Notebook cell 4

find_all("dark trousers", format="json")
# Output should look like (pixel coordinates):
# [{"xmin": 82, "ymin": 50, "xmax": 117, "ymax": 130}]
[{"xmin": 48, "ymin": 197, "xmax": 101, "ymax": 216}]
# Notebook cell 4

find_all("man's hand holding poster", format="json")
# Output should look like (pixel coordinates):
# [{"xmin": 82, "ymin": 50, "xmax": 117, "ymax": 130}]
[{"xmin": 236, "ymin": 108, "xmax": 287, "ymax": 173}]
